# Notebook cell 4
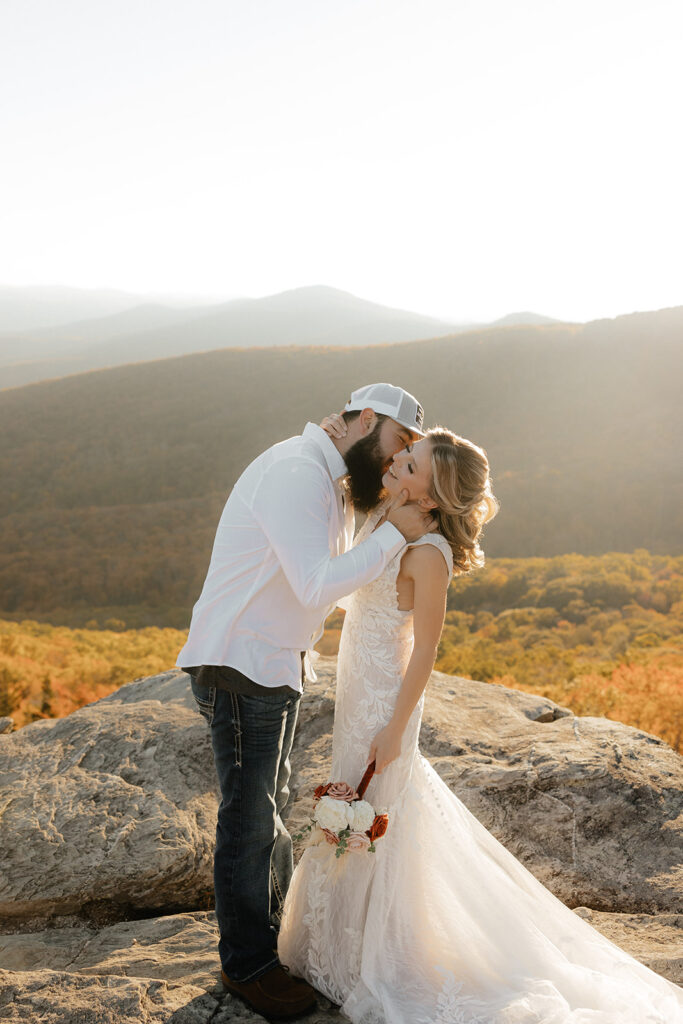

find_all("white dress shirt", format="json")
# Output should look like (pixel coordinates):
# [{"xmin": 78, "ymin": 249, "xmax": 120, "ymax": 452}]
[{"xmin": 176, "ymin": 422, "xmax": 406, "ymax": 692}]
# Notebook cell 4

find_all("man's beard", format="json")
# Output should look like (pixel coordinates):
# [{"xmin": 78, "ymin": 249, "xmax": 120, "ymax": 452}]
[{"xmin": 344, "ymin": 425, "xmax": 388, "ymax": 514}]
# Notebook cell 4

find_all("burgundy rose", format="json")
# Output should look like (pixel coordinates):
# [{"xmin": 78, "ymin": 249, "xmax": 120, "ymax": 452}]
[
  {"xmin": 368, "ymin": 813, "xmax": 389, "ymax": 842},
  {"xmin": 314, "ymin": 783, "xmax": 332, "ymax": 801}
]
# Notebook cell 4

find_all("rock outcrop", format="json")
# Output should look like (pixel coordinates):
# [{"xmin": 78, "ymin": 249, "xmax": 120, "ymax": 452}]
[
  {"xmin": 0, "ymin": 909, "xmax": 680, "ymax": 1022},
  {"xmin": 417, "ymin": 668, "xmax": 683, "ymax": 914},
  {"xmin": 0, "ymin": 658, "xmax": 681, "ymax": 1020},
  {"xmin": 0, "ymin": 671, "xmax": 216, "ymax": 926}
]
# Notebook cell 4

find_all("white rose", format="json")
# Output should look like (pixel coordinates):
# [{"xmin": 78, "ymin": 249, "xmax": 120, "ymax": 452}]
[
  {"xmin": 314, "ymin": 795, "xmax": 350, "ymax": 832},
  {"xmin": 346, "ymin": 799, "xmax": 375, "ymax": 834}
]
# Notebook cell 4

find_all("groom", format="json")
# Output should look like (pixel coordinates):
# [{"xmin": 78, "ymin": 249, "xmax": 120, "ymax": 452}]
[{"xmin": 177, "ymin": 383, "xmax": 433, "ymax": 1020}]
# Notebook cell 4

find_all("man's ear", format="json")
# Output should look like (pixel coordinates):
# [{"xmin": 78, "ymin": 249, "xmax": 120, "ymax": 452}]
[{"xmin": 358, "ymin": 407, "xmax": 377, "ymax": 435}]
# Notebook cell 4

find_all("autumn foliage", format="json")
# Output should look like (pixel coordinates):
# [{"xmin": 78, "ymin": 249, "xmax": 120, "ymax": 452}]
[
  {"xmin": 0, "ymin": 621, "xmax": 186, "ymax": 727},
  {"xmin": 1, "ymin": 550, "xmax": 681, "ymax": 754}
]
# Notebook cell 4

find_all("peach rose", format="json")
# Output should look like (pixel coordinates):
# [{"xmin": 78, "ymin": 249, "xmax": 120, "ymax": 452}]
[
  {"xmin": 326, "ymin": 782, "xmax": 359, "ymax": 802},
  {"xmin": 346, "ymin": 831, "xmax": 371, "ymax": 852},
  {"xmin": 322, "ymin": 828, "xmax": 340, "ymax": 846},
  {"xmin": 368, "ymin": 813, "xmax": 389, "ymax": 842}
]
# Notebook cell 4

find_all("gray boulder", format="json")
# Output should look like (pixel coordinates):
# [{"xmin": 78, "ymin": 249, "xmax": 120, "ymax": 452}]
[
  {"xmin": 1, "ymin": 659, "xmax": 682, "ymax": 932},
  {"xmin": 0, "ymin": 913, "xmax": 342, "ymax": 1022},
  {"xmin": 0, "ymin": 670, "xmax": 217, "ymax": 926}
]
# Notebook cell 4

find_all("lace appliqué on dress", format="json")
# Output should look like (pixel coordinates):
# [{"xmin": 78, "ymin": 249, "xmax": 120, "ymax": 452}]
[
  {"xmin": 298, "ymin": 854, "xmax": 343, "ymax": 1004},
  {"xmin": 432, "ymin": 968, "xmax": 488, "ymax": 1024}
]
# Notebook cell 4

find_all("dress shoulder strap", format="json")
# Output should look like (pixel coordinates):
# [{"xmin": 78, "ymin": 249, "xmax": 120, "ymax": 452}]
[{"xmin": 406, "ymin": 533, "xmax": 454, "ymax": 575}]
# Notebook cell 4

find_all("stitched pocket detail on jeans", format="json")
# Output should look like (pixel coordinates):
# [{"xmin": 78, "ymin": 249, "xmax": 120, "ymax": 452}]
[{"xmin": 192, "ymin": 686, "xmax": 216, "ymax": 726}]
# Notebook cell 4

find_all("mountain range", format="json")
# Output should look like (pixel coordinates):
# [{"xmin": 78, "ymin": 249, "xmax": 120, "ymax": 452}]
[
  {"xmin": 0, "ymin": 284, "xmax": 226, "ymax": 332},
  {"xmin": 0, "ymin": 285, "xmax": 558, "ymax": 390},
  {"xmin": 0, "ymin": 301, "xmax": 680, "ymax": 627}
]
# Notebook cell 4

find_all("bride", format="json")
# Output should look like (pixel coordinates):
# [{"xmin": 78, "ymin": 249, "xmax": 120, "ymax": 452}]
[{"xmin": 277, "ymin": 420, "xmax": 683, "ymax": 1023}]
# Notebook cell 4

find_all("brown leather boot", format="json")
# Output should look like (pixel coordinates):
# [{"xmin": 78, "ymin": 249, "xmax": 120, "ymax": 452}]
[{"xmin": 221, "ymin": 963, "xmax": 317, "ymax": 1020}]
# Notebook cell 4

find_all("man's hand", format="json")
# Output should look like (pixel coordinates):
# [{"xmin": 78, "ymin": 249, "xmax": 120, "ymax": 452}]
[{"xmin": 385, "ymin": 489, "xmax": 438, "ymax": 543}]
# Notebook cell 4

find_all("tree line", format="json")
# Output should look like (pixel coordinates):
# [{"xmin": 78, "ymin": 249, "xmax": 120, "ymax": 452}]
[{"xmin": 3, "ymin": 550, "xmax": 679, "ymax": 752}]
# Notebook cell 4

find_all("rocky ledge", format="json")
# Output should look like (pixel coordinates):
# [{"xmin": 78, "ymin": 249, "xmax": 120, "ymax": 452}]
[{"xmin": 0, "ymin": 658, "xmax": 681, "ymax": 1022}]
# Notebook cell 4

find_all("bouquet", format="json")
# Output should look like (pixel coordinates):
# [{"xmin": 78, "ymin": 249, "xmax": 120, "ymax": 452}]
[{"xmin": 293, "ymin": 760, "xmax": 389, "ymax": 858}]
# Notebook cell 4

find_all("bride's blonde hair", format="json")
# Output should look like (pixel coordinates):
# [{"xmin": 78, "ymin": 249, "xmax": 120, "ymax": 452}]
[{"xmin": 426, "ymin": 427, "xmax": 499, "ymax": 576}]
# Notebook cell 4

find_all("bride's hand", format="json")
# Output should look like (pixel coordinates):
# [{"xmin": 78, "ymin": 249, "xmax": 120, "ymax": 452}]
[
  {"xmin": 319, "ymin": 411, "xmax": 347, "ymax": 439},
  {"xmin": 368, "ymin": 722, "xmax": 403, "ymax": 774}
]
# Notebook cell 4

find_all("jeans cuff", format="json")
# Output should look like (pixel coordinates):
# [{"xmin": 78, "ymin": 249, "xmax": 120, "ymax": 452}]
[{"xmin": 226, "ymin": 953, "xmax": 280, "ymax": 984}]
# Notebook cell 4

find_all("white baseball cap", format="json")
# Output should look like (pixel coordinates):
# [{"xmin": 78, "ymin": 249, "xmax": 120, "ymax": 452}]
[{"xmin": 344, "ymin": 383, "xmax": 425, "ymax": 437}]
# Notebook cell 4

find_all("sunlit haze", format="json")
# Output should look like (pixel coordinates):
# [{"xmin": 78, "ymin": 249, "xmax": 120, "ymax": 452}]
[{"xmin": 2, "ymin": 0, "xmax": 682, "ymax": 322}]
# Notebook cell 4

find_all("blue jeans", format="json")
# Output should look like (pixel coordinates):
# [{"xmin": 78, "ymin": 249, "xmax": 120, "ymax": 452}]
[{"xmin": 191, "ymin": 676, "xmax": 301, "ymax": 982}]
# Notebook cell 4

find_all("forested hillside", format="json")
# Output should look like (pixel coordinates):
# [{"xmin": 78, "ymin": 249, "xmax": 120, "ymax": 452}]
[{"xmin": 1, "ymin": 306, "xmax": 681, "ymax": 625}]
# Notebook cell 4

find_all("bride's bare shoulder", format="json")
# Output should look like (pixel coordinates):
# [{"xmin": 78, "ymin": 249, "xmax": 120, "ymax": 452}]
[{"xmin": 400, "ymin": 538, "xmax": 451, "ymax": 582}]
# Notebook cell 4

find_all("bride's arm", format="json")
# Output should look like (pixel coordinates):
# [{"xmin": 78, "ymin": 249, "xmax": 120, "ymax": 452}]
[{"xmin": 368, "ymin": 545, "xmax": 450, "ymax": 773}]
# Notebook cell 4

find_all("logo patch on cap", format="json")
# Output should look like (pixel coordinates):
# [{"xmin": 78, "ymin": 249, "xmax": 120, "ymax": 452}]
[{"xmin": 415, "ymin": 403, "xmax": 424, "ymax": 429}]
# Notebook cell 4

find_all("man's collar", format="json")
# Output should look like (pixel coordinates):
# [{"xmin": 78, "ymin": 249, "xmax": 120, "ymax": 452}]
[{"xmin": 302, "ymin": 422, "xmax": 348, "ymax": 481}]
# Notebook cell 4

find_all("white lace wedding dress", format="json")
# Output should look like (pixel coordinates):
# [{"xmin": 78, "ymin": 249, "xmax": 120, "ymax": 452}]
[{"xmin": 278, "ymin": 507, "xmax": 683, "ymax": 1023}]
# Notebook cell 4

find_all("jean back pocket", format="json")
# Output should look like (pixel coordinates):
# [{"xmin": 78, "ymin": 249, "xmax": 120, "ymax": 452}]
[{"xmin": 191, "ymin": 680, "xmax": 216, "ymax": 726}]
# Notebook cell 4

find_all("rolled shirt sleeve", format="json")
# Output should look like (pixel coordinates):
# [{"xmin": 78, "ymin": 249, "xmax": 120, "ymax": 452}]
[{"xmin": 251, "ymin": 457, "xmax": 405, "ymax": 610}]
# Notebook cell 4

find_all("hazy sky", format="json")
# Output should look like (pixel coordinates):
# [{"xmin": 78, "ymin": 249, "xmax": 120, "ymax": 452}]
[{"xmin": 2, "ymin": 0, "xmax": 682, "ymax": 322}]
